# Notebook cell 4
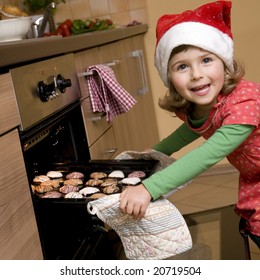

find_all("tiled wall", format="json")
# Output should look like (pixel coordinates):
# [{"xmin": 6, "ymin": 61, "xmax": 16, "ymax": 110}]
[
  {"xmin": 0, "ymin": 0, "xmax": 148, "ymax": 27},
  {"xmin": 55, "ymin": 0, "xmax": 148, "ymax": 26}
]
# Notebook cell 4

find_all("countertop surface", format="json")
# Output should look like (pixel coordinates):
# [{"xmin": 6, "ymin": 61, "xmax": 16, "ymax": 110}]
[{"xmin": 0, "ymin": 24, "xmax": 148, "ymax": 70}]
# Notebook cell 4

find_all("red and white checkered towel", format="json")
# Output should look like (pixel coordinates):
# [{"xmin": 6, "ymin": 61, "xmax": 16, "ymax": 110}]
[{"xmin": 86, "ymin": 64, "xmax": 137, "ymax": 123}]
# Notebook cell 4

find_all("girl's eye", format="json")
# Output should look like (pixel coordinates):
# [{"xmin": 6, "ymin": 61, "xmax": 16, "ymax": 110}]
[
  {"xmin": 203, "ymin": 57, "xmax": 212, "ymax": 64},
  {"xmin": 177, "ymin": 64, "xmax": 188, "ymax": 71}
]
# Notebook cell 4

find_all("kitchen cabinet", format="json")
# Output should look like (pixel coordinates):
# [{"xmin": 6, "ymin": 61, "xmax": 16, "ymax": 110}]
[
  {"xmin": 111, "ymin": 35, "xmax": 160, "ymax": 154},
  {"xmin": 0, "ymin": 73, "xmax": 43, "ymax": 260},
  {"xmin": 0, "ymin": 73, "xmax": 20, "ymax": 135},
  {"xmin": 74, "ymin": 48, "xmax": 117, "ymax": 159},
  {"xmin": 74, "ymin": 34, "xmax": 159, "ymax": 159}
]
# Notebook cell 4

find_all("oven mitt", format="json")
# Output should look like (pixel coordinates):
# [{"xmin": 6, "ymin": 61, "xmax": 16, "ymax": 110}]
[
  {"xmin": 115, "ymin": 149, "xmax": 190, "ymax": 197},
  {"xmin": 87, "ymin": 193, "xmax": 192, "ymax": 260}
]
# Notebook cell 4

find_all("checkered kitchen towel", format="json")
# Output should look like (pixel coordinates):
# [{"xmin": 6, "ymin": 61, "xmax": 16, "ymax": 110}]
[{"xmin": 86, "ymin": 64, "xmax": 137, "ymax": 123}]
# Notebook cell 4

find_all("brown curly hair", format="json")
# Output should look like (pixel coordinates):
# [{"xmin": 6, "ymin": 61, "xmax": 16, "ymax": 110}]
[{"xmin": 158, "ymin": 45, "xmax": 245, "ymax": 115}]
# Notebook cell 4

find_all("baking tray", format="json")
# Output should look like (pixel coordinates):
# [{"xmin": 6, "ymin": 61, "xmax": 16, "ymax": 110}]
[{"xmin": 31, "ymin": 159, "xmax": 159, "ymax": 204}]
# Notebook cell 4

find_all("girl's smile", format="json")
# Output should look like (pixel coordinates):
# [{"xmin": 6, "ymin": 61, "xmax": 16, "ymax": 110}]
[
  {"xmin": 168, "ymin": 47, "xmax": 225, "ymax": 118},
  {"xmin": 190, "ymin": 84, "xmax": 210, "ymax": 96}
]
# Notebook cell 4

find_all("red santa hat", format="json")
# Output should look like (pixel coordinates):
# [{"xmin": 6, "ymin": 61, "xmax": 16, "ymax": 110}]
[{"xmin": 154, "ymin": 1, "xmax": 234, "ymax": 87}]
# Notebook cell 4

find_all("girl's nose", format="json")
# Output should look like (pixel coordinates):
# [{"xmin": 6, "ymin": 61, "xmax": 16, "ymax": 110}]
[{"xmin": 190, "ymin": 66, "xmax": 203, "ymax": 80}]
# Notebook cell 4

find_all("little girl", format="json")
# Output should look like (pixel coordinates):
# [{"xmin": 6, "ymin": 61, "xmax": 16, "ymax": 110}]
[{"xmin": 119, "ymin": 1, "xmax": 260, "ymax": 248}]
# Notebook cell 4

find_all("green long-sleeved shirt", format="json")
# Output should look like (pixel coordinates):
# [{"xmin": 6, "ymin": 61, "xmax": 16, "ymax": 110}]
[{"xmin": 143, "ymin": 123, "xmax": 254, "ymax": 200}]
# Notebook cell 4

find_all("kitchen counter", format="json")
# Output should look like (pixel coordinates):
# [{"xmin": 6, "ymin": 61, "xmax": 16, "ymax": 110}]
[{"xmin": 0, "ymin": 24, "xmax": 148, "ymax": 70}]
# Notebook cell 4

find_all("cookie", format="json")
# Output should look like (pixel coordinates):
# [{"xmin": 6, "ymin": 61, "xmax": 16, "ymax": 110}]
[
  {"xmin": 121, "ymin": 177, "xmax": 141, "ymax": 185},
  {"xmin": 47, "ymin": 171, "xmax": 63, "ymax": 179},
  {"xmin": 33, "ymin": 184, "xmax": 53, "ymax": 194},
  {"xmin": 63, "ymin": 178, "xmax": 83, "ymax": 186},
  {"xmin": 90, "ymin": 172, "xmax": 107, "ymax": 179},
  {"xmin": 88, "ymin": 193, "xmax": 107, "ymax": 199},
  {"xmin": 42, "ymin": 191, "xmax": 63, "ymax": 198},
  {"xmin": 85, "ymin": 178, "xmax": 103, "ymax": 186},
  {"xmin": 33, "ymin": 175, "xmax": 50, "ymax": 184},
  {"xmin": 128, "ymin": 171, "xmax": 146, "ymax": 178},
  {"xmin": 100, "ymin": 178, "xmax": 118, "ymax": 187},
  {"xmin": 64, "ymin": 192, "xmax": 83, "ymax": 199},
  {"xmin": 108, "ymin": 170, "xmax": 124, "ymax": 179},
  {"xmin": 103, "ymin": 184, "xmax": 119, "ymax": 194},
  {"xmin": 59, "ymin": 185, "xmax": 79, "ymax": 194},
  {"xmin": 66, "ymin": 171, "xmax": 84, "ymax": 179},
  {"xmin": 79, "ymin": 187, "xmax": 100, "ymax": 196}
]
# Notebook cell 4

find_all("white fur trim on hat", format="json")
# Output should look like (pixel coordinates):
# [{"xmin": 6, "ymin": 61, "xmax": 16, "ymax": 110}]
[{"xmin": 154, "ymin": 21, "xmax": 234, "ymax": 87}]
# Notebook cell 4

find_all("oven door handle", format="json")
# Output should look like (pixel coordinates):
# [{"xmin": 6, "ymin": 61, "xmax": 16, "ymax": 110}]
[{"xmin": 77, "ymin": 59, "xmax": 123, "ymax": 77}]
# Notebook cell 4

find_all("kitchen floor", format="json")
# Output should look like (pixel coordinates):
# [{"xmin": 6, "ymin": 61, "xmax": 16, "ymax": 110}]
[{"xmin": 166, "ymin": 167, "xmax": 260, "ymax": 260}]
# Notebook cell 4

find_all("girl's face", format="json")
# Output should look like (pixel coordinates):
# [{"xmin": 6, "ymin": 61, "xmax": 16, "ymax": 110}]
[{"xmin": 168, "ymin": 47, "xmax": 225, "ymax": 116}]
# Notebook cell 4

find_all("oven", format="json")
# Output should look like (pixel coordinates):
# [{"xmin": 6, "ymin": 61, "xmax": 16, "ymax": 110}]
[
  {"xmin": 10, "ymin": 53, "xmax": 158, "ymax": 260},
  {"xmin": 10, "ymin": 53, "xmax": 94, "ymax": 259}
]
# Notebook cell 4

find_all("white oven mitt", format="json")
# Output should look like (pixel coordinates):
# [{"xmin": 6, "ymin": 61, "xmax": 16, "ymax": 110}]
[
  {"xmin": 87, "ymin": 193, "xmax": 192, "ymax": 260},
  {"xmin": 115, "ymin": 149, "xmax": 190, "ymax": 197}
]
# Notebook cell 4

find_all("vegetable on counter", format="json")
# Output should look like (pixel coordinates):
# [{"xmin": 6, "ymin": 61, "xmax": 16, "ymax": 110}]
[
  {"xmin": 70, "ymin": 18, "xmax": 114, "ymax": 35},
  {"xmin": 43, "ymin": 18, "xmax": 114, "ymax": 38},
  {"xmin": 44, "ymin": 19, "xmax": 72, "ymax": 37},
  {"xmin": 70, "ymin": 19, "xmax": 89, "ymax": 34}
]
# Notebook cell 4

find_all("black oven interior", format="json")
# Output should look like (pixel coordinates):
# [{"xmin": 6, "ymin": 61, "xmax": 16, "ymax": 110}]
[{"xmin": 21, "ymin": 103, "xmax": 90, "ymax": 175}]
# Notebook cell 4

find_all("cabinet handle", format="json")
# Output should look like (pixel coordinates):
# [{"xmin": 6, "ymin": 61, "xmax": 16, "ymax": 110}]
[
  {"xmin": 129, "ymin": 50, "xmax": 148, "ymax": 96},
  {"xmin": 106, "ymin": 59, "xmax": 123, "ymax": 67},
  {"xmin": 77, "ymin": 59, "xmax": 123, "ymax": 77},
  {"xmin": 91, "ymin": 112, "xmax": 106, "ymax": 122}
]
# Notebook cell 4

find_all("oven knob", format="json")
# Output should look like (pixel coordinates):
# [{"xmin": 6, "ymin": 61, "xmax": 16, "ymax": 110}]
[
  {"xmin": 38, "ymin": 80, "xmax": 56, "ymax": 102},
  {"xmin": 56, "ymin": 74, "xmax": 72, "ymax": 93}
]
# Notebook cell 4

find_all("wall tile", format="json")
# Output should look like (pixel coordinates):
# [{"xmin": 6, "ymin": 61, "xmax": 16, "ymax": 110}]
[
  {"xmin": 68, "ymin": 0, "xmax": 91, "ymax": 20},
  {"xmin": 130, "ymin": 8, "xmax": 148, "ymax": 24},
  {"xmin": 108, "ymin": 0, "xmax": 128, "ymax": 14},
  {"xmin": 88, "ymin": 0, "xmax": 109, "ymax": 17},
  {"xmin": 127, "ymin": 0, "xmax": 146, "ymax": 10},
  {"xmin": 110, "ymin": 11, "xmax": 131, "ymax": 26},
  {"xmin": 1, "ymin": 0, "xmax": 148, "ymax": 27},
  {"xmin": 54, "ymin": 2, "xmax": 72, "ymax": 24}
]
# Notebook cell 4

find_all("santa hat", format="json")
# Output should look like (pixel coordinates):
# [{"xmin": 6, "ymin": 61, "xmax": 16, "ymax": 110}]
[{"xmin": 154, "ymin": 1, "xmax": 234, "ymax": 87}]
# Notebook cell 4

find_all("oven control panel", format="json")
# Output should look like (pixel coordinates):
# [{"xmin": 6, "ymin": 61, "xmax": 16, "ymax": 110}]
[
  {"xmin": 10, "ymin": 54, "xmax": 80, "ymax": 131},
  {"xmin": 38, "ymin": 74, "xmax": 72, "ymax": 102}
]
